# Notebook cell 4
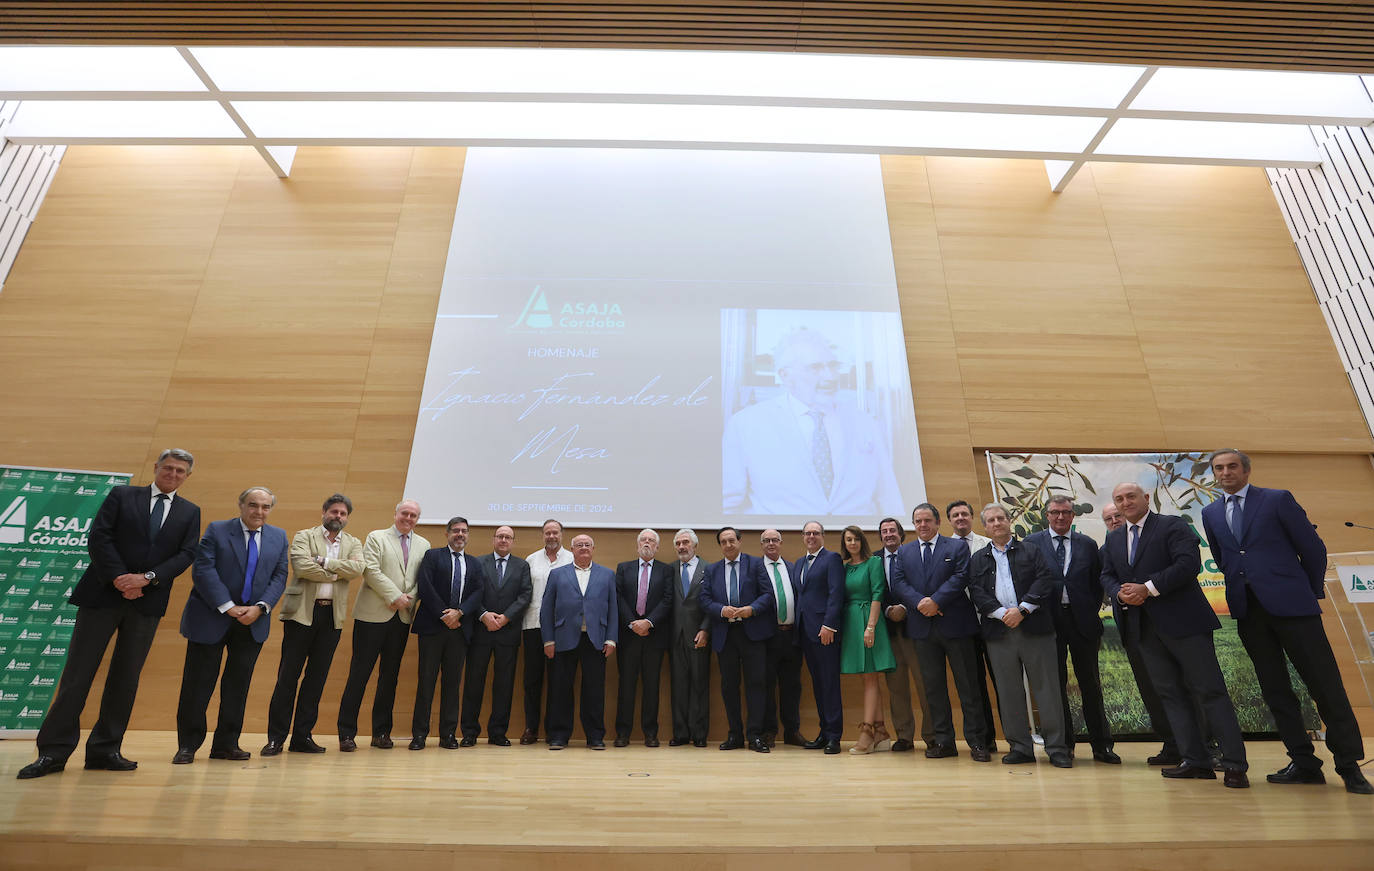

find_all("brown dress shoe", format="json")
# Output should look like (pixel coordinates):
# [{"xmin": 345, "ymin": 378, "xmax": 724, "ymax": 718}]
[
  {"xmin": 260, "ymin": 740, "xmax": 284, "ymax": 757},
  {"xmin": 208, "ymin": 747, "xmax": 251, "ymax": 761},
  {"xmin": 339, "ymin": 736, "xmax": 357, "ymax": 752},
  {"xmin": 1223, "ymin": 770, "xmax": 1250, "ymax": 789},
  {"xmin": 370, "ymin": 734, "xmax": 394, "ymax": 750},
  {"xmin": 519, "ymin": 729, "xmax": 538, "ymax": 745},
  {"xmin": 171, "ymin": 748, "xmax": 195, "ymax": 765}
]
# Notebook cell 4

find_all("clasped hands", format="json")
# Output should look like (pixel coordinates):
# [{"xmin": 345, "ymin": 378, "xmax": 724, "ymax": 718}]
[
  {"xmin": 112, "ymin": 572, "xmax": 147, "ymax": 600},
  {"xmin": 1117, "ymin": 583, "xmax": 1149, "ymax": 607}
]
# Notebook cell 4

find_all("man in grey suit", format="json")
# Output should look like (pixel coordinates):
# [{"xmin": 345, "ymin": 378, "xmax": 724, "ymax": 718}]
[
  {"xmin": 461, "ymin": 526, "xmax": 532, "ymax": 746},
  {"xmin": 173, "ymin": 487, "xmax": 289, "ymax": 763},
  {"xmin": 668, "ymin": 529, "xmax": 710, "ymax": 747}
]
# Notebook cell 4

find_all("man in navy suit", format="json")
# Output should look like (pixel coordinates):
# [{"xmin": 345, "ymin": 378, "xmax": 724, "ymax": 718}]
[
  {"xmin": 172, "ymin": 486, "xmax": 288, "ymax": 763},
  {"xmin": 1102, "ymin": 482, "xmax": 1248, "ymax": 788},
  {"xmin": 1025, "ymin": 494, "xmax": 1119, "ymax": 764},
  {"xmin": 1203, "ymin": 450, "xmax": 1370, "ymax": 794},
  {"xmin": 700, "ymin": 526, "xmax": 774, "ymax": 752},
  {"xmin": 541, "ymin": 533, "xmax": 618, "ymax": 749},
  {"xmin": 890, "ymin": 503, "xmax": 991, "ymax": 761},
  {"xmin": 410, "ymin": 516, "xmax": 484, "ymax": 750},
  {"xmin": 612, "ymin": 528, "xmax": 673, "ymax": 747},
  {"xmin": 460, "ymin": 525, "xmax": 532, "ymax": 747},
  {"xmin": 19, "ymin": 449, "xmax": 201, "ymax": 780},
  {"xmin": 793, "ymin": 520, "xmax": 845, "ymax": 753}
]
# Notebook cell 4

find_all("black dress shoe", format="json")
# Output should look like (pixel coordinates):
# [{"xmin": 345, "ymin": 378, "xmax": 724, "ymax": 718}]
[
  {"xmin": 17, "ymin": 756, "xmax": 65, "ymax": 779},
  {"xmin": 260, "ymin": 740, "xmax": 284, "ymax": 757},
  {"xmin": 1267, "ymin": 762, "xmax": 1325, "ymax": 784},
  {"xmin": 1339, "ymin": 768, "xmax": 1374, "ymax": 794},
  {"xmin": 614, "ymin": 735, "xmax": 631, "ymax": 748},
  {"xmin": 1147, "ymin": 748, "xmax": 1181, "ymax": 766},
  {"xmin": 1049, "ymin": 754, "xmax": 1073, "ymax": 769},
  {"xmin": 339, "ymin": 736, "xmax": 357, "ymax": 753},
  {"xmin": 587, "ymin": 739, "xmax": 606, "ymax": 750},
  {"xmin": 288, "ymin": 737, "xmax": 326, "ymax": 754},
  {"xmin": 171, "ymin": 748, "xmax": 195, "ymax": 765},
  {"xmin": 693, "ymin": 739, "xmax": 707, "ymax": 748},
  {"xmin": 969, "ymin": 746, "xmax": 992, "ymax": 763},
  {"xmin": 1092, "ymin": 749, "xmax": 1123, "ymax": 765},
  {"xmin": 84, "ymin": 752, "xmax": 137, "ymax": 771},
  {"xmin": 408, "ymin": 736, "xmax": 426, "ymax": 750},
  {"xmin": 645, "ymin": 735, "xmax": 660, "ymax": 748},
  {"xmin": 439, "ymin": 736, "xmax": 460, "ymax": 750},
  {"xmin": 925, "ymin": 743, "xmax": 958, "ymax": 759},
  {"xmin": 489, "ymin": 736, "xmax": 512, "ymax": 747},
  {"xmin": 520, "ymin": 729, "xmax": 538, "ymax": 745},
  {"xmin": 1002, "ymin": 750, "xmax": 1036, "ymax": 764},
  {"xmin": 548, "ymin": 741, "xmax": 566, "ymax": 750},
  {"xmin": 719, "ymin": 736, "xmax": 744, "ymax": 750},
  {"xmin": 1161, "ymin": 762, "xmax": 1217, "ymax": 779},
  {"xmin": 749, "ymin": 736, "xmax": 770, "ymax": 753},
  {"xmin": 802, "ymin": 736, "xmax": 827, "ymax": 750},
  {"xmin": 1223, "ymin": 770, "xmax": 1250, "ymax": 789},
  {"xmin": 669, "ymin": 737, "xmax": 689, "ymax": 746},
  {"xmin": 783, "ymin": 731, "xmax": 807, "ymax": 747},
  {"xmin": 823, "ymin": 740, "xmax": 841, "ymax": 755},
  {"xmin": 371, "ymin": 734, "xmax": 394, "ymax": 750},
  {"xmin": 460, "ymin": 735, "xmax": 477, "ymax": 748},
  {"xmin": 889, "ymin": 739, "xmax": 915, "ymax": 753},
  {"xmin": 209, "ymin": 747, "xmax": 251, "ymax": 761}
]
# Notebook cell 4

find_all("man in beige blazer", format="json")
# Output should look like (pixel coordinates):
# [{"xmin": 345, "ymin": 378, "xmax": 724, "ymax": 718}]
[
  {"xmin": 335, "ymin": 499, "xmax": 429, "ymax": 750},
  {"xmin": 262, "ymin": 494, "xmax": 366, "ymax": 756}
]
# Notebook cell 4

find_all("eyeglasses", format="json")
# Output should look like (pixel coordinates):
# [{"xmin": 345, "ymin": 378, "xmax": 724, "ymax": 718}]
[{"xmin": 1046, "ymin": 509, "xmax": 1074, "ymax": 517}]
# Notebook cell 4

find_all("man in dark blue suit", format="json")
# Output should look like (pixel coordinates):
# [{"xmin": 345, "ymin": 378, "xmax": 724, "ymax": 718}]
[
  {"xmin": 890, "ymin": 503, "xmax": 991, "ymax": 761},
  {"xmin": 19, "ymin": 449, "xmax": 201, "ymax": 780},
  {"xmin": 1203, "ymin": 450, "xmax": 1369, "ymax": 794},
  {"xmin": 612, "ymin": 528, "xmax": 673, "ymax": 747},
  {"xmin": 700, "ymin": 526, "xmax": 774, "ymax": 752},
  {"xmin": 541, "ymin": 533, "xmax": 618, "ymax": 749},
  {"xmin": 172, "ymin": 486, "xmax": 288, "ymax": 763},
  {"xmin": 1102, "ymin": 482, "xmax": 1248, "ymax": 788},
  {"xmin": 793, "ymin": 520, "xmax": 845, "ymax": 753},
  {"xmin": 460, "ymin": 525, "xmax": 532, "ymax": 747},
  {"xmin": 1025, "ymin": 494, "xmax": 1119, "ymax": 764},
  {"xmin": 410, "ymin": 516, "xmax": 484, "ymax": 750}
]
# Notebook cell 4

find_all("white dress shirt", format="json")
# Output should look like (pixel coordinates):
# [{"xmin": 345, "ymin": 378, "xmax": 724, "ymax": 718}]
[{"xmin": 523, "ymin": 546, "xmax": 573, "ymax": 630}]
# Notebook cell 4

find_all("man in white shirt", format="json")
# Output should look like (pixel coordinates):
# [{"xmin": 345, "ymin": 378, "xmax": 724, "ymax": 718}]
[{"xmin": 521, "ymin": 519, "xmax": 571, "ymax": 744}]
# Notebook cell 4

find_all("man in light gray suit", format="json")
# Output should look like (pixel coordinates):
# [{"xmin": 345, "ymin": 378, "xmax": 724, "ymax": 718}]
[{"xmin": 667, "ymin": 529, "xmax": 711, "ymax": 747}]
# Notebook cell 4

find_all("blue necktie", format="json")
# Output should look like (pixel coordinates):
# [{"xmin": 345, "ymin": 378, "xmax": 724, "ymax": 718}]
[
  {"xmin": 922, "ymin": 541, "xmax": 932, "ymax": 573},
  {"xmin": 450, "ymin": 551, "xmax": 463, "ymax": 608},
  {"xmin": 1128, "ymin": 524, "xmax": 1140, "ymax": 566},
  {"xmin": 802, "ymin": 553, "xmax": 815, "ymax": 587},
  {"xmin": 728, "ymin": 561, "xmax": 739, "ymax": 607},
  {"xmin": 680, "ymin": 561, "xmax": 691, "ymax": 597},
  {"xmin": 242, "ymin": 530, "xmax": 258, "ymax": 603},
  {"xmin": 1228, "ymin": 495, "xmax": 1243, "ymax": 540},
  {"xmin": 1054, "ymin": 535, "xmax": 1067, "ymax": 572},
  {"xmin": 496, "ymin": 557, "xmax": 506, "ymax": 588},
  {"xmin": 149, "ymin": 493, "xmax": 167, "ymax": 542}
]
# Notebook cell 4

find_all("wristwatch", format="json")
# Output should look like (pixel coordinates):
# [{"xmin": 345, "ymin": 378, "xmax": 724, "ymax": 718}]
[
  {"xmin": 257, "ymin": 603, "xmax": 269, "ymax": 616},
  {"xmin": 1018, "ymin": 606, "xmax": 1031, "ymax": 617},
  {"xmin": 143, "ymin": 571, "xmax": 158, "ymax": 587}
]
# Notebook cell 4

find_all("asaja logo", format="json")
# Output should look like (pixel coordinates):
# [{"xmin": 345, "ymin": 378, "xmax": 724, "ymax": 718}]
[
  {"xmin": 19, "ymin": 483, "xmax": 44, "ymax": 493},
  {"xmin": 16, "ymin": 706, "xmax": 42, "ymax": 719},
  {"xmin": 76, "ymin": 486, "xmax": 98, "ymax": 496},
  {"xmin": 512, "ymin": 286, "xmax": 554, "ymax": 329},
  {"xmin": 1, "ymin": 470, "xmax": 20, "ymax": 478},
  {"xmin": 0, "ymin": 690, "xmax": 17, "ymax": 702},
  {"xmin": 0, "ymin": 613, "xmax": 17, "ymax": 625},
  {"xmin": 17, "ymin": 558, "xmax": 40, "ymax": 569},
  {"xmin": 51, "ymin": 614, "xmax": 74, "ymax": 627},
  {"xmin": 28, "ymin": 675, "xmax": 54, "ymax": 687},
  {"xmin": 27, "ymin": 601, "xmax": 52, "ymax": 612},
  {"xmin": 510, "ymin": 286, "xmax": 625, "ymax": 332},
  {"xmin": 72, "ymin": 559, "xmax": 89, "ymax": 571},
  {"xmin": 1350, "ymin": 573, "xmax": 1373, "ymax": 593},
  {"xmin": 0, "ymin": 496, "xmax": 25, "ymax": 545},
  {"xmin": 53, "ymin": 473, "xmax": 75, "ymax": 483},
  {"xmin": 17, "ymin": 629, "xmax": 43, "ymax": 640},
  {"xmin": 41, "ymin": 644, "xmax": 66, "ymax": 657},
  {"xmin": 5, "ymin": 659, "xmax": 31, "ymax": 670},
  {"xmin": 5, "ymin": 585, "xmax": 32, "ymax": 597},
  {"xmin": 39, "ymin": 572, "xmax": 65, "ymax": 585}
]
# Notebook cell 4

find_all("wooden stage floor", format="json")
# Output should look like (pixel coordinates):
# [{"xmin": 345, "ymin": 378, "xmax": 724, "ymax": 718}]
[{"xmin": 2, "ymin": 731, "xmax": 1371, "ymax": 870}]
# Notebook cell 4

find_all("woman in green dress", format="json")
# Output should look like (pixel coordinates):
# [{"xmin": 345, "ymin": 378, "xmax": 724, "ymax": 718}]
[{"xmin": 840, "ymin": 525, "xmax": 896, "ymax": 754}]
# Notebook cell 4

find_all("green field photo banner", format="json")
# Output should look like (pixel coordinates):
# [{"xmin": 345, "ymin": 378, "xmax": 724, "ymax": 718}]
[
  {"xmin": 987, "ymin": 451, "xmax": 1319, "ymax": 739},
  {"xmin": 0, "ymin": 465, "xmax": 131, "ymax": 734}
]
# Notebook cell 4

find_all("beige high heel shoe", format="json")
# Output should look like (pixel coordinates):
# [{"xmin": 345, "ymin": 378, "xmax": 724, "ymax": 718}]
[
  {"xmin": 849, "ymin": 722, "xmax": 875, "ymax": 755},
  {"xmin": 871, "ymin": 719, "xmax": 892, "ymax": 751}
]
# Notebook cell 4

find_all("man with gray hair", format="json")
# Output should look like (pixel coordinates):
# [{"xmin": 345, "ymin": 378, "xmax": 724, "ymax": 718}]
[
  {"xmin": 667, "ymin": 528, "xmax": 710, "ymax": 746},
  {"xmin": 613, "ymin": 528, "xmax": 673, "ymax": 746},
  {"xmin": 967, "ymin": 503, "xmax": 1071, "ymax": 767},
  {"xmin": 20, "ymin": 449, "xmax": 201, "ymax": 780},
  {"xmin": 721, "ymin": 326, "xmax": 903, "ymax": 516},
  {"xmin": 173, "ymin": 486, "xmax": 289, "ymax": 764}
]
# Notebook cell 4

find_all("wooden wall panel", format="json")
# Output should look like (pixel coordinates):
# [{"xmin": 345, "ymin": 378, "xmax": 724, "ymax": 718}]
[{"xmin": 0, "ymin": 146, "xmax": 1371, "ymax": 742}]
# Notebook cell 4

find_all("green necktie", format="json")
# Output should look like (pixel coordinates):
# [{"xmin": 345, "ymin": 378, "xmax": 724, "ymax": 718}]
[{"xmin": 770, "ymin": 561, "xmax": 787, "ymax": 623}]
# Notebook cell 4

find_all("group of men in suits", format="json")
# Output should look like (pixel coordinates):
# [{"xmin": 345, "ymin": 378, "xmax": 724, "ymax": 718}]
[{"xmin": 16, "ymin": 447, "xmax": 1371, "ymax": 795}]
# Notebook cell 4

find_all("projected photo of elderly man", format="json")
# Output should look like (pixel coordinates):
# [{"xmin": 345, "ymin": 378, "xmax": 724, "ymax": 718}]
[{"xmin": 722, "ymin": 326, "xmax": 902, "ymax": 517}]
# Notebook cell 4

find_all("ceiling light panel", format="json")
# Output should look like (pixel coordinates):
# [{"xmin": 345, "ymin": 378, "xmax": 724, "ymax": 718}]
[
  {"xmin": 5, "ymin": 101, "xmax": 243, "ymax": 139},
  {"xmin": 1097, "ymin": 119, "xmax": 1319, "ymax": 163},
  {"xmin": 194, "ymin": 47, "xmax": 1142, "ymax": 109},
  {"xmin": 0, "ymin": 47, "xmax": 207, "ymax": 92},
  {"xmin": 1131, "ymin": 68, "xmax": 1374, "ymax": 122},
  {"xmin": 233, "ymin": 100, "xmax": 1105, "ymax": 154}
]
